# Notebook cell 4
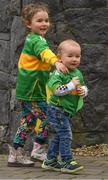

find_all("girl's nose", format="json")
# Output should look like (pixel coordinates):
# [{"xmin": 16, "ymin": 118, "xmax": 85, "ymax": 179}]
[{"xmin": 42, "ymin": 21, "xmax": 48, "ymax": 26}]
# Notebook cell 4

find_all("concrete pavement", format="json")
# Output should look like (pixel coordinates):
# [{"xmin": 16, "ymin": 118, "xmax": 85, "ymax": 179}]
[{"xmin": 0, "ymin": 155, "xmax": 108, "ymax": 179}]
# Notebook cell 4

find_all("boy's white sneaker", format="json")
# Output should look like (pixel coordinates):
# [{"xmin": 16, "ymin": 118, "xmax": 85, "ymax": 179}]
[{"xmin": 31, "ymin": 142, "xmax": 47, "ymax": 161}]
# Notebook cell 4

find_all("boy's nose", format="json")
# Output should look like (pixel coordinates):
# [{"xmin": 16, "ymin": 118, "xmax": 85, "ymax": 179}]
[{"xmin": 72, "ymin": 57, "xmax": 77, "ymax": 61}]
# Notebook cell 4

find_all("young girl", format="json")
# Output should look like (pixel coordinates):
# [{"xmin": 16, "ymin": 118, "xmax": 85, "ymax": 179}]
[{"xmin": 8, "ymin": 2, "xmax": 68, "ymax": 167}]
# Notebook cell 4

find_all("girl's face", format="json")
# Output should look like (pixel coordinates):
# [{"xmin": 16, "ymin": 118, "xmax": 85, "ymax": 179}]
[{"xmin": 27, "ymin": 10, "xmax": 50, "ymax": 37}]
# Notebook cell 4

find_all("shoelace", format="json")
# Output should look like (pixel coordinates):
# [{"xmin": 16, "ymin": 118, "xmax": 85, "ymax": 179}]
[
  {"xmin": 61, "ymin": 160, "xmax": 78, "ymax": 168},
  {"xmin": 70, "ymin": 161, "xmax": 78, "ymax": 165},
  {"xmin": 17, "ymin": 148, "xmax": 29, "ymax": 160}
]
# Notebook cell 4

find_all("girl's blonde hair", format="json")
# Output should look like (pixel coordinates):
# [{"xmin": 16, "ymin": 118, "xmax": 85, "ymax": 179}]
[{"xmin": 21, "ymin": 2, "xmax": 49, "ymax": 25}]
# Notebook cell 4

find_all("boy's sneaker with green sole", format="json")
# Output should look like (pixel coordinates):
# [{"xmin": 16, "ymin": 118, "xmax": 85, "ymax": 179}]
[
  {"xmin": 42, "ymin": 157, "xmax": 62, "ymax": 171},
  {"xmin": 61, "ymin": 160, "xmax": 84, "ymax": 173}
]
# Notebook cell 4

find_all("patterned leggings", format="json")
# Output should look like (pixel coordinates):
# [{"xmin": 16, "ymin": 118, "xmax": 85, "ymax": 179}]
[{"xmin": 13, "ymin": 101, "xmax": 49, "ymax": 148}]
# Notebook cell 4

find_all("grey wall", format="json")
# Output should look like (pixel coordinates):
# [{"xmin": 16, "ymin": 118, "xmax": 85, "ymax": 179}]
[{"xmin": 0, "ymin": 0, "xmax": 108, "ymax": 153}]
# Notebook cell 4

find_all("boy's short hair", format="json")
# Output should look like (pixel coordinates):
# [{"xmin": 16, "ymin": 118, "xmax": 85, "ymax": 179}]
[
  {"xmin": 21, "ymin": 2, "xmax": 49, "ymax": 25},
  {"xmin": 57, "ymin": 39, "xmax": 81, "ymax": 55}
]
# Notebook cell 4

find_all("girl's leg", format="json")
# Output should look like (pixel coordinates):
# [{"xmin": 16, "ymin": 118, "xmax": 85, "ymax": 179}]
[
  {"xmin": 13, "ymin": 100, "xmax": 49, "ymax": 161},
  {"xmin": 9, "ymin": 100, "xmax": 49, "ymax": 166},
  {"xmin": 29, "ymin": 101, "xmax": 50, "ymax": 161},
  {"xmin": 34, "ymin": 101, "xmax": 49, "ymax": 144},
  {"xmin": 13, "ymin": 101, "xmax": 38, "ymax": 149}
]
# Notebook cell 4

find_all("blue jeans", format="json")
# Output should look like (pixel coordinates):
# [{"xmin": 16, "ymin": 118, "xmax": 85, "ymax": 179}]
[{"xmin": 46, "ymin": 105, "xmax": 73, "ymax": 161}]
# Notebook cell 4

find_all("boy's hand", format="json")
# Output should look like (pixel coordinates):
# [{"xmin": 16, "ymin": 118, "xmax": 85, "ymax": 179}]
[
  {"xmin": 55, "ymin": 62, "xmax": 69, "ymax": 74},
  {"xmin": 76, "ymin": 85, "xmax": 85, "ymax": 97},
  {"xmin": 71, "ymin": 77, "xmax": 80, "ymax": 86},
  {"xmin": 71, "ymin": 77, "xmax": 85, "ymax": 97}
]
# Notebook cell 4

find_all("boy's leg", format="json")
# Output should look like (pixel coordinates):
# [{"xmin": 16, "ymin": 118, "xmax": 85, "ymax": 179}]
[
  {"xmin": 42, "ymin": 133, "xmax": 61, "ymax": 171},
  {"xmin": 46, "ymin": 105, "xmax": 72, "ymax": 160},
  {"xmin": 42, "ymin": 105, "xmax": 83, "ymax": 173},
  {"xmin": 53, "ymin": 108, "xmax": 84, "ymax": 173},
  {"xmin": 42, "ymin": 105, "xmax": 61, "ymax": 171},
  {"xmin": 51, "ymin": 108, "xmax": 83, "ymax": 173}
]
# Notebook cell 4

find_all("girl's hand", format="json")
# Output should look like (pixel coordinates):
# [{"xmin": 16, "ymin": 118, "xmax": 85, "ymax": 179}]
[{"xmin": 55, "ymin": 62, "xmax": 69, "ymax": 74}]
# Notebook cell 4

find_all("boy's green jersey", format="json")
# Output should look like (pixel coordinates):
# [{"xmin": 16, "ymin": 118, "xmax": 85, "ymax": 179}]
[
  {"xmin": 16, "ymin": 32, "xmax": 58, "ymax": 101},
  {"xmin": 46, "ymin": 69, "xmax": 85, "ymax": 117}
]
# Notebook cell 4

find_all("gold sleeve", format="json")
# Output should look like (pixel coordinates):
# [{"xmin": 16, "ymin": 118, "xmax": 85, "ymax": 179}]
[{"xmin": 40, "ymin": 49, "xmax": 58, "ymax": 65}]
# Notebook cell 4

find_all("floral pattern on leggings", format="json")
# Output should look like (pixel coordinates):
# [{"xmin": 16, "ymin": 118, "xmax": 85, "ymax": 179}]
[{"xmin": 13, "ymin": 101, "xmax": 49, "ymax": 147}]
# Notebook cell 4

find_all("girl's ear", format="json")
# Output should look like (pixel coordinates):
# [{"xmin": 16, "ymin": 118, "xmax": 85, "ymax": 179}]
[{"xmin": 25, "ymin": 20, "xmax": 31, "ymax": 29}]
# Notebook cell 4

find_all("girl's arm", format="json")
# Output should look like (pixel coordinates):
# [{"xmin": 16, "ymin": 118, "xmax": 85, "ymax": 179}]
[{"xmin": 40, "ymin": 49, "xmax": 68, "ymax": 74}]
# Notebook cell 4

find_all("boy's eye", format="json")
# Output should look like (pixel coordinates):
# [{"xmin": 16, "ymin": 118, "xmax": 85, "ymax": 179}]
[
  {"xmin": 68, "ymin": 55, "xmax": 80, "ymax": 58},
  {"xmin": 45, "ymin": 19, "xmax": 49, "ymax": 22},
  {"xmin": 76, "ymin": 55, "xmax": 80, "ymax": 58}
]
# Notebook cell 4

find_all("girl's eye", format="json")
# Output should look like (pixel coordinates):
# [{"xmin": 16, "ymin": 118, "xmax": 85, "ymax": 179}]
[
  {"xmin": 45, "ymin": 19, "xmax": 49, "ymax": 22},
  {"xmin": 37, "ymin": 19, "xmax": 49, "ymax": 23}
]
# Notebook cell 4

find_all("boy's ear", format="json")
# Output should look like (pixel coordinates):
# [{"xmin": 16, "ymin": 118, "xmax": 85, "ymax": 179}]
[
  {"xmin": 57, "ymin": 53, "xmax": 60, "ymax": 58},
  {"xmin": 57, "ymin": 53, "xmax": 62, "ymax": 62}
]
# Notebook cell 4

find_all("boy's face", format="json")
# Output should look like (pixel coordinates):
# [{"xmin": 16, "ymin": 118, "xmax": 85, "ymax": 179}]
[
  {"xmin": 60, "ymin": 44, "xmax": 81, "ymax": 70},
  {"xmin": 27, "ymin": 10, "xmax": 50, "ymax": 37}
]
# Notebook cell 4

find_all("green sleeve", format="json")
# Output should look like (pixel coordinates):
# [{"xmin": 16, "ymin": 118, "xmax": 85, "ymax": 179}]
[
  {"xmin": 22, "ymin": 34, "xmax": 49, "ymax": 58},
  {"xmin": 33, "ymin": 36, "xmax": 49, "ymax": 59},
  {"xmin": 48, "ymin": 71, "xmax": 63, "ymax": 91}
]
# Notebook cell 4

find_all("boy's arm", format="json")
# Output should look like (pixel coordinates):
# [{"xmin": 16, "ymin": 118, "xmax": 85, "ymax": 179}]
[
  {"xmin": 54, "ymin": 77, "xmax": 88, "ymax": 97},
  {"xmin": 54, "ymin": 77, "xmax": 80, "ymax": 96},
  {"xmin": 54, "ymin": 81, "xmax": 76, "ymax": 96}
]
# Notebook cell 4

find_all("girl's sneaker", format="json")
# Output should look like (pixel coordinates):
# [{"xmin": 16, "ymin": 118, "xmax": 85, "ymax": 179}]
[
  {"xmin": 31, "ymin": 142, "xmax": 47, "ymax": 161},
  {"xmin": 42, "ymin": 157, "xmax": 62, "ymax": 171},
  {"xmin": 8, "ymin": 145, "xmax": 34, "ymax": 167},
  {"xmin": 61, "ymin": 160, "xmax": 84, "ymax": 173}
]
